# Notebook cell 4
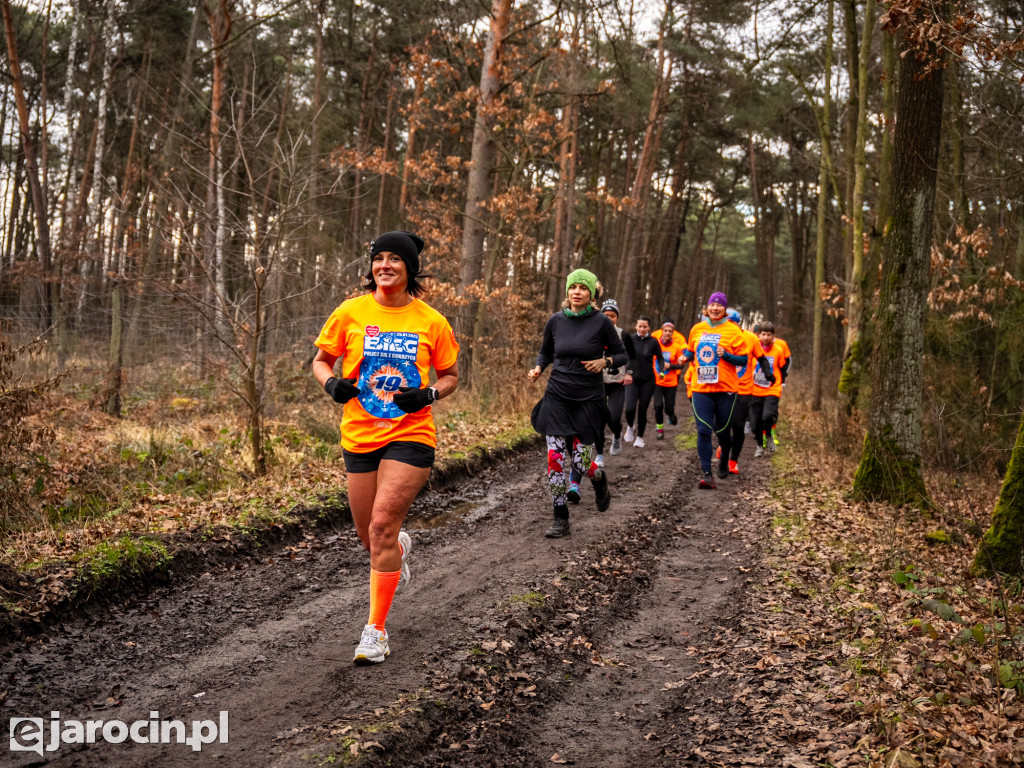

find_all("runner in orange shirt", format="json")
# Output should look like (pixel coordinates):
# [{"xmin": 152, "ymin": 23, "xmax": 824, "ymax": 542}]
[
  {"xmin": 767, "ymin": 336, "xmax": 792, "ymax": 447},
  {"xmin": 313, "ymin": 231, "xmax": 459, "ymax": 665},
  {"xmin": 682, "ymin": 292, "xmax": 765, "ymax": 488},
  {"xmin": 721, "ymin": 308, "xmax": 773, "ymax": 474},
  {"xmin": 653, "ymin": 320, "xmax": 687, "ymax": 440},
  {"xmin": 750, "ymin": 321, "xmax": 789, "ymax": 457}
]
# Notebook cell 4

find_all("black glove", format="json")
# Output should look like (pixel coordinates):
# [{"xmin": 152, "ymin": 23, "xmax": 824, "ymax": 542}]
[
  {"xmin": 393, "ymin": 386, "xmax": 436, "ymax": 414},
  {"xmin": 767, "ymin": 374, "xmax": 776, "ymax": 385},
  {"xmin": 325, "ymin": 376, "xmax": 360, "ymax": 404}
]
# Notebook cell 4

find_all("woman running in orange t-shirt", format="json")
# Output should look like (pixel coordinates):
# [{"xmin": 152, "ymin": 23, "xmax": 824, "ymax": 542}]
[{"xmin": 313, "ymin": 231, "xmax": 459, "ymax": 665}]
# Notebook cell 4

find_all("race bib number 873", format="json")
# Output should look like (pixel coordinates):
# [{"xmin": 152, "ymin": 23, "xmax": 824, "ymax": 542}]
[{"xmin": 696, "ymin": 334, "xmax": 721, "ymax": 385}]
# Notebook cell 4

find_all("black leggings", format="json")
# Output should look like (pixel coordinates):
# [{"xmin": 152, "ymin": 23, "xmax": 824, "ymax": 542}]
[
  {"xmin": 600, "ymin": 382, "xmax": 627, "ymax": 453},
  {"xmin": 749, "ymin": 395, "xmax": 780, "ymax": 446},
  {"xmin": 729, "ymin": 394, "xmax": 752, "ymax": 460},
  {"xmin": 654, "ymin": 385, "xmax": 678, "ymax": 426},
  {"xmin": 625, "ymin": 379, "xmax": 656, "ymax": 438}
]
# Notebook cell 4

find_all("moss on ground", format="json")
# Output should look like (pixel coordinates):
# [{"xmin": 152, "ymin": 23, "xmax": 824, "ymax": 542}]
[{"xmin": 73, "ymin": 535, "xmax": 173, "ymax": 595}]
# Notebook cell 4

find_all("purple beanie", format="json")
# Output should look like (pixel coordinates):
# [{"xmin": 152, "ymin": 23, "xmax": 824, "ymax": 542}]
[{"xmin": 708, "ymin": 291, "xmax": 728, "ymax": 307}]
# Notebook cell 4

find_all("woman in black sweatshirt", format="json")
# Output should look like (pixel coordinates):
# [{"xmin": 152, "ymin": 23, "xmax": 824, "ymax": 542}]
[
  {"xmin": 623, "ymin": 316, "xmax": 666, "ymax": 448},
  {"xmin": 528, "ymin": 269, "xmax": 629, "ymax": 538}
]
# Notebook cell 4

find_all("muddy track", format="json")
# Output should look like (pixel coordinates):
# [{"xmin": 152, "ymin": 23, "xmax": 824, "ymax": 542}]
[{"xmin": 2, "ymin": 416, "xmax": 777, "ymax": 768}]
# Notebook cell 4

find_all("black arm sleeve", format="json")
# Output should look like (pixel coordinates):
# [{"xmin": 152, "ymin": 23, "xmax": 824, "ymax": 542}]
[
  {"xmin": 780, "ymin": 357, "xmax": 791, "ymax": 383},
  {"xmin": 535, "ymin": 316, "xmax": 556, "ymax": 371},
  {"xmin": 622, "ymin": 331, "xmax": 637, "ymax": 374},
  {"xmin": 603, "ymin": 319, "xmax": 629, "ymax": 368},
  {"xmin": 756, "ymin": 354, "xmax": 774, "ymax": 382}
]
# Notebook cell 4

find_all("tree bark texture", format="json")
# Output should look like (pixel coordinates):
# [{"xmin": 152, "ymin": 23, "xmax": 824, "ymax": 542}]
[
  {"xmin": 615, "ymin": 24, "xmax": 668, "ymax": 324},
  {"xmin": 974, "ymin": 410, "xmax": 1024, "ymax": 576},
  {"xmin": 852, "ymin": 26, "xmax": 944, "ymax": 506},
  {"xmin": 1, "ymin": 0, "xmax": 53, "ymax": 328},
  {"xmin": 458, "ymin": 0, "xmax": 512, "ymax": 386},
  {"xmin": 811, "ymin": 0, "xmax": 835, "ymax": 411}
]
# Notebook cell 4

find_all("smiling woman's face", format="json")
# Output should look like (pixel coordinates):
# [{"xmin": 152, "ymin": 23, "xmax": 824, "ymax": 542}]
[
  {"xmin": 371, "ymin": 252, "xmax": 408, "ymax": 294},
  {"xmin": 707, "ymin": 302, "xmax": 726, "ymax": 320}
]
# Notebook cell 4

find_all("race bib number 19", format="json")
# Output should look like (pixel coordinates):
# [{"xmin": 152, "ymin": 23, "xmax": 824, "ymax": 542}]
[
  {"xmin": 357, "ymin": 331, "xmax": 422, "ymax": 418},
  {"xmin": 696, "ymin": 334, "xmax": 721, "ymax": 385}
]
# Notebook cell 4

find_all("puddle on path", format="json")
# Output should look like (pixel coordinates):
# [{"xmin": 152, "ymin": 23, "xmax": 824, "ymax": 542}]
[{"xmin": 408, "ymin": 487, "xmax": 502, "ymax": 530}]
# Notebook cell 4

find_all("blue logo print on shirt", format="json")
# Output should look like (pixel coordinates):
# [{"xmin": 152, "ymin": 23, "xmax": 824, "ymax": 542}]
[{"xmin": 357, "ymin": 331, "xmax": 422, "ymax": 418}]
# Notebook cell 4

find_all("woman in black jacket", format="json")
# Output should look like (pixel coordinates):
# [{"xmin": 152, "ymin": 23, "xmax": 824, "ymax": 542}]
[
  {"xmin": 623, "ymin": 316, "xmax": 665, "ymax": 448},
  {"xmin": 528, "ymin": 269, "xmax": 629, "ymax": 538}
]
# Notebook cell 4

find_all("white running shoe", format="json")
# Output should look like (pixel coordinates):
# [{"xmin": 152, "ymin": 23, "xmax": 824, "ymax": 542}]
[
  {"xmin": 396, "ymin": 530, "xmax": 412, "ymax": 594},
  {"xmin": 610, "ymin": 437, "xmax": 621, "ymax": 455},
  {"xmin": 744, "ymin": 421, "xmax": 752, "ymax": 435},
  {"xmin": 353, "ymin": 624, "xmax": 390, "ymax": 664},
  {"xmin": 754, "ymin": 445, "xmax": 764, "ymax": 458},
  {"xmin": 595, "ymin": 454, "xmax": 605, "ymax": 468},
  {"xmin": 634, "ymin": 436, "xmax": 645, "ymax": 448},
  {"xmin": 624, "ymin": 426, "xmax": 635, "ymax": 443}
]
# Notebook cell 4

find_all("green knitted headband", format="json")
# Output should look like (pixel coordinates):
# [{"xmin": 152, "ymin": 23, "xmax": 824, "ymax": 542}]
[{"xmin": 565, "ymin": 268, "xmax": 597, "ymax": 298}]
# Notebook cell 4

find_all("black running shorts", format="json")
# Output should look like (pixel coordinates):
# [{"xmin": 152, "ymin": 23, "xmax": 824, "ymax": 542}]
[{"xmin": 342, "ymin": 441, "xmax": 436, "ymax": 473}]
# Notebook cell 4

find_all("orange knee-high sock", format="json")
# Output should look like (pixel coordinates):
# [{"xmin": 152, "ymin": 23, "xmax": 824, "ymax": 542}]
[{"xmin": 367, "ymin": 568, "xmax": 401, "ymax": 631}]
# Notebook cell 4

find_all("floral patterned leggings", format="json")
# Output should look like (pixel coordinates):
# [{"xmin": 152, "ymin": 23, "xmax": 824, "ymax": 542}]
[{"xmin": 546, "ymin": 435, "xmax": 599, "ymax": 507}]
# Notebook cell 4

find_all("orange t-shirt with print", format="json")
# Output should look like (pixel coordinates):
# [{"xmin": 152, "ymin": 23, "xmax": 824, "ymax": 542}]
[
  {"xmin": 655, "ymin": 334, "xmax": 688, "ymax": 388},
  {"xmin": 686, "ymin": 320, "xmax": 750, "ymax": 394},
  {"xmin": 734, "ymin": 328, "xmax": 763, "ymax": 396},
  {"xmin": 315, "ymin": 293, "xmax": 460, "ymax": 453},
  {"xmin": 751, "ymin": 338, "xmax": 789, "ymax": 398}
]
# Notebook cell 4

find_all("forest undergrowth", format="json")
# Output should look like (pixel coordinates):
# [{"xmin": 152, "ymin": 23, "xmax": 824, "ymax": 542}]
[
  {"xmin": 754, "ymin": 405, "xmax": 1022, "ymax": 767},
  {"xmin": 2, "ymin": 347, "xmax": 1022, "ymax": 765},
  {"xmin": 0, "ymin": 352, "xmax": 533, "ymax": 588}
]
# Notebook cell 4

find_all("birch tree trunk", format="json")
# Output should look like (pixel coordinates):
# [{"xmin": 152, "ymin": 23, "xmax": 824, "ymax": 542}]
[
  {"xmin": 851, "ymin": 24, "xmax": 944, "ymax": 506},
  {"xmin": 548, "ymin": 94, "xmax": 577, "ymax": 311},
  {"xmin": 203, "ymin": 0, "xmax": 232, "ymax": 349},
  {"xmin": 126, "ymin": 0, "xmax": 203, "ymax": 351},
  {"xmin": 78, "ymin": 0, "xmax": 117, "ymax": 320},
  {"xmin": 458, "ymin": 0, "xmax": 511, "ymax": 386}
]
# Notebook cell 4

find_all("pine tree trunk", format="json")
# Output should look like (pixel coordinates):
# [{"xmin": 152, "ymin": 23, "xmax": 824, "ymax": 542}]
[
  {"xmin": 458, "ymin": 0, "xmax": 511, "ymax": 386},
  {"xmin": 851, "ymin": 23, "xmax": 944, "ymax": 506},
  {"xmin": 1, "ymin": 0, "xmax": 53, "ymax": 330},
  {"xmin": 616, "ymin": 27, "xmax": 668, "ymax": 323},
  {"xmin": 839, "ymin": 0, "xmax": 876, "ymax": 409},
  {"xmin": 811, "ymin": 0, "xmax": 835, "ymax": 411}
]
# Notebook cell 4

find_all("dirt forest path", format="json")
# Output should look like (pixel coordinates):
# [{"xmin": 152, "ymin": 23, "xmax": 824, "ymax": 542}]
[{"xmin": 3, "ymin": 411, "xmax": 781, "ymax": 768}]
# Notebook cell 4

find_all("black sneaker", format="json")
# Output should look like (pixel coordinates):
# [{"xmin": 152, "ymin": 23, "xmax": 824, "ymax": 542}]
[
  {"xmin": 592, "ymin": 470, "xmax": 611, "ymax": 512},
  {"xmin": 545, "ymin": 516, "xmax": 571, "ymax": 538},
  {"xmin": 669, "ymin": 415, "xmax": 678, "ymax": 426},
  {"xmin": 699, "ymin": 472, "xmax": 716, "ymax": 489},
  {"xmin": 717, "ymin": 459, "xmax": 729, "ymax": 479}
]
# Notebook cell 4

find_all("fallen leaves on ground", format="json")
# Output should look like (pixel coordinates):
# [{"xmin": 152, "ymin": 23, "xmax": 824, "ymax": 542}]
[{"xmin": 669, "ymin": 404, "xmax": 1021, "ymax": 767}]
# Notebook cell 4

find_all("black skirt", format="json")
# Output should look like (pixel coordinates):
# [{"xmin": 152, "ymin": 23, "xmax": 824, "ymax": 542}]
[{"xmin": 531, "ymin": 389, "xmax": 606, "ymax": 446}]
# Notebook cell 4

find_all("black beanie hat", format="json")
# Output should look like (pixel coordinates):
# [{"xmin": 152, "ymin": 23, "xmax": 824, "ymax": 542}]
[{"xmin": 370, "ymin": 231, "xmax": 425, "ymax": 274}]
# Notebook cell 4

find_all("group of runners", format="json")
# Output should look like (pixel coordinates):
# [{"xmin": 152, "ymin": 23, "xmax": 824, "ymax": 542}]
[{"xmin": 312, "ymin": 233, "xmax": 790, "ymax": 664}]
